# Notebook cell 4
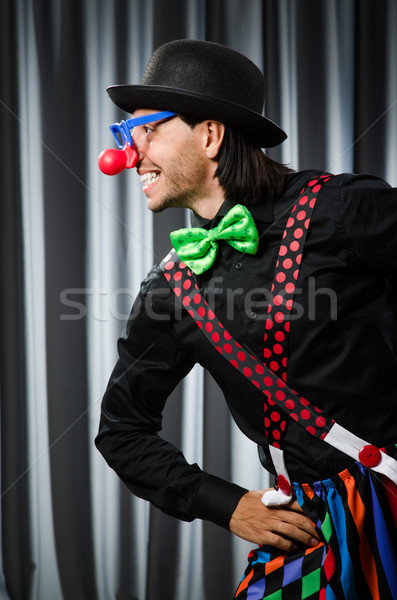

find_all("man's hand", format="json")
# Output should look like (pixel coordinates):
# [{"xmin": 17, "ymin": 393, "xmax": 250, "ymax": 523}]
[{"xmin": 229, "ymin": 489, "xmax": 321, "ymax": 551}]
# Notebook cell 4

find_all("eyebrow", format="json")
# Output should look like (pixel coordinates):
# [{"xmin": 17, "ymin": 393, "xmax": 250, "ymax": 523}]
[{"xmin": 145, "ymin": 114, "xmax": 177, "ymax": 129}]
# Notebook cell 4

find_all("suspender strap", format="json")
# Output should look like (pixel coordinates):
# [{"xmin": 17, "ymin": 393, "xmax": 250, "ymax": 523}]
[{"xmin": 264, "ymin": 175, "xmax": 333, "ymax": 381}]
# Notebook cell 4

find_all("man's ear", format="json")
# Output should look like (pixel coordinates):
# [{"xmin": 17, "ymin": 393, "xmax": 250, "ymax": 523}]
[{"xmin": 202, "ymin": 121, "xmax": 225, "ymax": 159}]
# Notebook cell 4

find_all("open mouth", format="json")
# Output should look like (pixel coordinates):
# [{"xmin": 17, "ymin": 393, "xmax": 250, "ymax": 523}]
[{"xmin": 140, "ymin": 171, "xmax": 160, "ymax": 191}]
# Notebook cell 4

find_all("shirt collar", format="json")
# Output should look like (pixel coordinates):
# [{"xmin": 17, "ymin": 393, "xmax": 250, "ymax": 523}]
[{"xmin": 189, "ymin": 196, "xmax": 274, "ymax": 229}]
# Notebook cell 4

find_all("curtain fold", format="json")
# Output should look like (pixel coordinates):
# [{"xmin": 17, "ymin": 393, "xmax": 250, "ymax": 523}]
[
  {"xmin": 1, "ymin": 1, "xmax": 396, "ymax": 599},
  {"xmin": 385, "ymin": 0, "xmax": 397, "ymax": 186},
  {"xmin": 0, "ymin": 1, "xmax": 29, "ymax": 596},
  {"xmin": 16, "ymin": 0, "xmax": 63, "ymax": 596}
]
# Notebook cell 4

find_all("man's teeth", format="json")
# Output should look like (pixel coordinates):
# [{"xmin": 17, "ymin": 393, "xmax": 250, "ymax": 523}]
[{"xmin": 140, "ymin": 172, "xmax": 160, "ymax": 186}]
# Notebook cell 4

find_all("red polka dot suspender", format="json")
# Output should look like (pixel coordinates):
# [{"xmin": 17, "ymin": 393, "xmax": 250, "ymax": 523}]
[
  {"xmin": 261, "ymin": 174, "xmax": 335, "ymax": 447},
  {"xmin": 264, "ymin": 177, "xmax": 331, "ymax": 382},
  {"xmin": 161, "ymin": 174, "xmax": 397, "ymax": 500}
]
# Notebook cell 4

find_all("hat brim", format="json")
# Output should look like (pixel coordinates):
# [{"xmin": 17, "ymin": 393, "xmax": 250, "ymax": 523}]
[{"xmin": 107, "ymin": 85, "xmax": 287, "ymax": 148}]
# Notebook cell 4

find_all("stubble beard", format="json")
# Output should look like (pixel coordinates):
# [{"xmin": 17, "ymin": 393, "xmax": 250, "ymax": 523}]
[{"xmin": 148, "ymin": 145, "xmax": 209, "ymax": 213}]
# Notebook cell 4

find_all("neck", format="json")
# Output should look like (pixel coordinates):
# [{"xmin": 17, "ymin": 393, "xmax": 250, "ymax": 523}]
[
  {"xmin": 190, "ymin": 179, "xmax": 226, "ymax": 220},
  {"xmin": 192, "ymin": 199, "xmax": 225, "ymax": 220}
]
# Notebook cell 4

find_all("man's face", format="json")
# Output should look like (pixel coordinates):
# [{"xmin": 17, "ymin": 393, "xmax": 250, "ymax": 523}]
[{"xmin": 132, "ymin": 109, "xmax": 211, "ymax": 213}]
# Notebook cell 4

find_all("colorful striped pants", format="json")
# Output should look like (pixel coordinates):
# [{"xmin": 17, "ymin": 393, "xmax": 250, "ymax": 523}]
[{"xmin": 234, "ymin": 446, "xmax": 397, "ymax": 599}]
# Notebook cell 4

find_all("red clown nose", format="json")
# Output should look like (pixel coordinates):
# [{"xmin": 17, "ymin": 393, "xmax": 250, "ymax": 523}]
[{"xmin": 98, "ymin": 144, "xmax": 138, "ymax": 176}]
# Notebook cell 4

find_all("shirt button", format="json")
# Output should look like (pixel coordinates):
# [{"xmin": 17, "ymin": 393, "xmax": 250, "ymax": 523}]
[
  {"xmin": 358, "ymin": 444, "xmax": 381, "ymax": 468},
  {"xmin": 249, "ymin": 311, "xmax": 257, "ymax": 320},
  {"xmin": 235, "ymin": 262, "xmax": 243, "ymax": 270}
]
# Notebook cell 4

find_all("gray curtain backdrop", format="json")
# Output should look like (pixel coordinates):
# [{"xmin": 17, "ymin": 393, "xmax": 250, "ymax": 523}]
[{"xmin": 0, "ymin": 0, "xmax": 396, "ymax": 598}]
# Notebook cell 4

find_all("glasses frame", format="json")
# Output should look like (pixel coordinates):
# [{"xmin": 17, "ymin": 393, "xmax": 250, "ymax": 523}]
[{"xmin": 109, "ymin": 111, "xmax": 176, "ymax": 148}]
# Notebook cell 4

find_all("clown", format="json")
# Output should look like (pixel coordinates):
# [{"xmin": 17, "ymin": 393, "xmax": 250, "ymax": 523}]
[{"xmin": 96, "ymin": 39, "xmax": 397, "ymax": 599}]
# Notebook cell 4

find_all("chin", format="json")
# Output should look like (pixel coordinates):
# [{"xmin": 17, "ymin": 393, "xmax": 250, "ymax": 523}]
[
  {"xmin": 146, "ymin": 196, "xmax": 168, "ymax": 213},
  {"xmin": 148, "ymin": 204, "xmax": 166, "ymax": 214},
  {"xmin": 147, "ymin": 194, "xmax": 182, "ymax": 213}
]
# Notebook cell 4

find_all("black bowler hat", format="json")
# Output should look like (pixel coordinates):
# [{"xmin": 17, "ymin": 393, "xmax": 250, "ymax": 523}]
[{"xmin": 106, "ymin": 39, "xmax": 287, "ymax": 148}]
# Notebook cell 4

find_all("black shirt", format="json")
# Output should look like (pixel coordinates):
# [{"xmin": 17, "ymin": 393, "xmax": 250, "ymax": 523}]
[{"xmin": 96, "ymin": 169, "xmax": 397, "ymax": 530}]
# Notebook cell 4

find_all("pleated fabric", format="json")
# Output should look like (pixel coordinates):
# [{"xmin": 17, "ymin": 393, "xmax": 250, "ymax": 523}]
[{"xmin": 234, "ymin": 445, "xmax": 397, "ymax": 600}]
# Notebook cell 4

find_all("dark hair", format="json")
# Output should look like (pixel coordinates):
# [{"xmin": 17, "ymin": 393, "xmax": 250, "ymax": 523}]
[{"xmin": 179, "ymin": 114, "xmax": 294, "ymax": 205}]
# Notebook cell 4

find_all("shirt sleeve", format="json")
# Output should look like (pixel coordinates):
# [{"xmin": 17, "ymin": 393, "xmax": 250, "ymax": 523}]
[
  {"xmin": 95, "ymin": 265, "xmax": 247, "ymax": 528},
  {"xmin": 336, "ymin": 174, "xmax": 397, "ymax": 270}
]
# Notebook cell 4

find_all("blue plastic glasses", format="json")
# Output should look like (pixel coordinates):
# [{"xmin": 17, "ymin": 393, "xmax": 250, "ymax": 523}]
[{"xmin": 109, "ymin": 111, "xmax": 176, "ymax": 148}]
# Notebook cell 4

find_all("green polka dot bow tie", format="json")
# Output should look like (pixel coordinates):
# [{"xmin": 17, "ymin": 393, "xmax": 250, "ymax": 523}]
[{"xmin": 170, "ymin": 204, "xmax": 259, "ymax": 275}]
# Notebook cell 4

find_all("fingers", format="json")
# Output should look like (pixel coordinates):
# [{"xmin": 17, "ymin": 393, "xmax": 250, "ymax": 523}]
[
  {"xmin": 252, "ymin": 516, "xmax": 320, "ymax": 550},
  {"xmin": 251, "ymin": 509, "xmax": 319, "ymax": 548},
  {"xmin": 271, "ymin": 506, "xmax": 320, "ymax": 541},
  {"xmin": 263, "ymin": 531, "xmax": 300, "ymax": 552},
  {"xmin": 260, "ymin": 531, "xmax": 322, "ymax": 553},
  {"xmin": 274, "ymin": 518, "xmax": 319, "ymax": 548}
]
